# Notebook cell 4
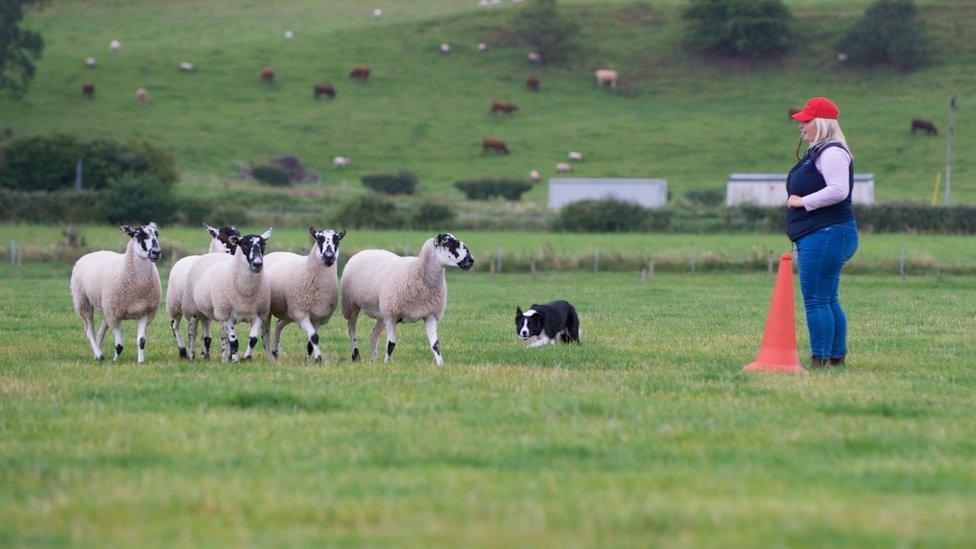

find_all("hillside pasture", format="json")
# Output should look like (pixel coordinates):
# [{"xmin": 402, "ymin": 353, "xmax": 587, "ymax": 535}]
[{"xmin": 3, "ymin": 0, "xmax": 973, "ymax": 202}]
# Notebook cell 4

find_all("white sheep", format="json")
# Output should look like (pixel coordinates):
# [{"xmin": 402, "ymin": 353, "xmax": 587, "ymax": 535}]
[
  {"xmin": 262, "ymin": 228, "xmax": 345, "ymax": 361},
  {"xmin": 166, "ymin": 224, "xmax": 240, "ymax": 359},
  {"xmin": 136, "ymin": 88, "xmax": 148, "ymax": 105},
  {"xmin": 84, "ymin": 57, "xmax": 96, "ymax": 68},
  {"xmin": 108, "ymin": 39, "xmax": 121, "ymax": 52},
  {"xmin": 70, "ymin": 223, "xmax": 161, "ymax": 363},
  {"xmin": 477, "ymin": 43, "xmax": 487, "ymax": 53},
  {"xmin": 595, "ymin": 69, "xmax": 619, "ymax": 89},
  {"xmin": 568, "ymin": 151, "xmax": 584, "ymax": 162},
  {"xmin": 373, "ymin": 8, "xmax": 382, "ymax": 17},
  {"xmin": 284, "ymin": 30, "xmax": 294, "ymax": 39},
  {"xmin": 527, "ymin": 52, "xmax": 541, "ymax": 64},
  {"xmin": 555, "ymin": 162, "xmax": 572, "ymax": 173},
  {"xmin": 332, "ymin": 155, "xmax": 349, "ymax": 168},
  {"xmin": 529, "ymin": 169, "xmax": 540, "ymax": 182},
  {"xmin": 179, "ymin": 61, "xmax": 195, "ymax": 72},
  {"xmin": 341, "ymin": 233, "xmax": 473, "ymax": 365},
  {"xmin": 440, "ymin": 43, "xmax": 452, "ymax": 54},
  {"xmin": 183, "ymin": 230, "xmax": 273, "ymax": 362}
]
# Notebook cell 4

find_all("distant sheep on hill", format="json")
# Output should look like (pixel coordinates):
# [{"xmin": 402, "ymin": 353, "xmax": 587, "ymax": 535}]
[
  {"xmin": 84, "ymin": 57, "xmax": 96, "ymax": 68},
  {"xmin": 136, "ymin": 88, "xmax": 148, "ymax": 105},
  {"xmin": 595, "ymin": 69, "xmax": 618, "ymax": 89}
]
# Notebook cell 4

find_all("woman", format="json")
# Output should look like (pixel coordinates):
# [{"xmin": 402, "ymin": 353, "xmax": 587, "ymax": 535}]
[{"xmin": 786, "ymin": 97, "xmax": 859, "ymax": 369}]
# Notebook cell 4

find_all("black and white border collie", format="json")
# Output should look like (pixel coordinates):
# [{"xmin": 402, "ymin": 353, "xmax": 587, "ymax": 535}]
[{"xmin": 515, "ymin": 300, "xmax": 580, "ymax": 347}]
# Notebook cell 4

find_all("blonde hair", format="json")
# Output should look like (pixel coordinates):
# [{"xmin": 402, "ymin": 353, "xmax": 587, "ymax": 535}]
[{"xmin": 810, "ymin": 118, "xmax": 853, "ymax": 158}]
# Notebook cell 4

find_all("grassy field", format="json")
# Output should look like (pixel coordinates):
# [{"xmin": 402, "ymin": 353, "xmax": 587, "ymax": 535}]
[
  {"xmin": 3, "ymin": 224, "xmax": 975, "ymax": 275},
  {"xmin": 4, "ymin": 0, "xmax": 974, "ymax": 202},
  {"xmin": 2, "ymin": 263, "xmax": 975, "ymax": 545}
]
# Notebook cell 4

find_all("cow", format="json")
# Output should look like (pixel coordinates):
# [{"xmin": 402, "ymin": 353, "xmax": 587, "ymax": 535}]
[
  {"xmin": 911, "ymin": 118, "xmax": 938, "ymax": 136},
  {"xmin": 595, "ymin": 69, "xmax": 618, "ymax": 89},
  {"xmin": 526, "ymin": 76, "xmax": 539, "ymax": 92},
  {"xmin": 483, "ymin": 137, "xmax": 509, "ymax": 155},
  {"xmin": 349, "ymin": 65, "xmax": 370, "ymax": 81},
  {"xmin": 314, "ymin": 84, "xmax": 336, "ymax": 99},
  {"xmin": 82, "ymin": 84, "xmax": 95, "ymax": 98},
  {"xmin": 490, "ymin": 101, "xmax": 518, "ymax": 114},
  {"xmin": 261, "ymin": 67, "xmax": 274, "ymax": 84}
]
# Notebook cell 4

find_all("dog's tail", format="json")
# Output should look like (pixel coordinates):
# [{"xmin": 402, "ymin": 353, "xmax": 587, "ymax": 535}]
[{"xmin": 563, "ymin": 307, "xmax": 581, "ymax": 344}]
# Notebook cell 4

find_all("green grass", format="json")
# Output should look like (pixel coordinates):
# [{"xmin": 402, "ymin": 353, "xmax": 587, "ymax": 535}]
[
  {"xmin": 3, "ymin": 0, "xmax": 975, "ymax": 203},
  {"xmin": 2, "ymin": 263, "xmax": 975, "ymax": 545},
  {"xmin": 2, "ymin": 224, "xmax": 975, "ymax": 274}
]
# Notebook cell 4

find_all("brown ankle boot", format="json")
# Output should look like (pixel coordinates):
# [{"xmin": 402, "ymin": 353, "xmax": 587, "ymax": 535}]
[
  {"xmin": 810, "ymin": 357, "xmax": 828, "ymax": 369},
  {"xmin": 829, "ymin": 356, "xmax": 845, "ymax": 367}
]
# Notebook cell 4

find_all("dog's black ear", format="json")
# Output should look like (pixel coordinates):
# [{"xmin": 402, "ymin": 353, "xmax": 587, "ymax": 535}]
[{"xmin": 516, "ymin": 306, "xmax": 523, "ymax": 316}]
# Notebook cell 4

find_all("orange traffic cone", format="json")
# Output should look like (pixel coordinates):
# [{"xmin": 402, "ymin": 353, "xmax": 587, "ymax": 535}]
[{"xmin": 743, "ymin": 252, "xmax": 805, "ymax": 373}]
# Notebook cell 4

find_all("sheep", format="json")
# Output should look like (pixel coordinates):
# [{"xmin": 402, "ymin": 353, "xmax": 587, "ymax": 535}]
[
  {"xmin": 440, "ymin": 43, "xmax": 452, "ymax": 54},
  {"xmin": 332, "ymin": 156, "xmax": 349, "ymax": 168},
  {"xmin": 166, "ymin": 224, "xmax": 240, "ymax": 359},
  {"xmin": 70, "ymin": 222, "xmax": 162, "ymax": 363},
  {"xmin": 555, "ymin": 162, "xmax": 572, "ymax": 173},
  {"xmin": 84, "ymin": 57, "xmax": 96, "ymax": 68},
  {"xmin": 595, "ymin": 69, "xmax": 619, "ymax": 89},
  {"xmin": 262, "ymin": 228, "xmax": 346, "ymax": 361},
  {"xmin": 568, "ymin": 151, "xmax": 583, "ymax": 162},
  {"xmin": 136, "ymin": 88, "xmax": 148, "ymax": 105},
  {"xmin": 183, "ymin": 229, "xmax": 274, "ymax": 362},
  {"xmin": 526, "ymin": 52, "xmax": 541, "ymax": 64},
  {"xmin": 179, "ymin": 61, "xmax": 194, "ymax": 72},
  {"xmin": 284, "ymin": 30, "xmax": 294, "ymax": 39},
  {"xmin": 477, "ymin": 43, "xmax": 487, "ymax": 53},
  {"xmin": 341, "ymin": 233, "xmax": 473, "ymax": 365},
  {"xmin": 108, "ymin": 39, "xmax": 121, "ymax": 52},
  {"xmin": 373, "ymin": 8, "xmax": 382, "ymax": 17},
  {"xmin": 529, "ymin": 169, "xmax": 540, "ymax": 182}
]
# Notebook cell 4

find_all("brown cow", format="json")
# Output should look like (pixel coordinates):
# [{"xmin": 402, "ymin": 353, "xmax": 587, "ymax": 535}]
[
  {"xmin": 911, "ymin": 118, "xmax": 938, "ymax": 135},
  {"xmin": 314, "ymin": 84, "xmax": 336, "ymax": 99},
  {"xmin": 490, "ymin": 101, "xmax": 518, "ymax": 114},
  {"xmin": 526, "ymin": 75, "xmax": 539, "ymax": 92},
  {"xmin": 261, "ymin": 67, "xmax": 274, "ymax": 84},
  {"xmin": 82, "ymin": 84, "xmax": 95, "ymax": 98},
  {"xmin": 349, "ymin": 65, "xmax": 370, "ymax": 81},
  {"xmin": 483, "ymin": 137, "xmax": 509, "ymax": 155}
]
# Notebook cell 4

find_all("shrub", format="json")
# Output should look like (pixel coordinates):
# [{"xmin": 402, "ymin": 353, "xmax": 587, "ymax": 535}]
[
  {"xmin": 103, "ymin": 177, "xmax": 178, "ymax": 225},
  {"xmin": 683, "ymin": 0, "xmax": 792, "ymax": 58},
  {"xmin": 176, "ymin": 196, "xmax": 251, "ymax": 227},
  {"xmin": 411, "ymin": 201, "xmax": 456, "ymax": 229},
  {"xmin": 553, "ymin": 198, "xmax": 671, "ymax": 232},
  {"xmin": 333, "ymin": 194, "xmax": 408, "ymax": 229},
  {"xmin": 251, "ymin": 165, "xmax": 292, "ymax": 186},
  {"xmin": 454, "ymin": 178, "xmax": 533, "ymax": 200},
  {"xmin": 0, "ymin": 134, "xmax": 178, "ymax": 191},
  {"xmin": 362, "ymin": 171, "xmax": 417, "ymax": 195},
  {"xmin": 512, "ymin": 0, "xmax": 580, "ymax": 64},
  {"xmin": 836, "ymin": 0, "xmax": 929, "ymax": 70},
  {"xmin": 0, "ymin": 189, "xmax": 106, "ymax": 223}
]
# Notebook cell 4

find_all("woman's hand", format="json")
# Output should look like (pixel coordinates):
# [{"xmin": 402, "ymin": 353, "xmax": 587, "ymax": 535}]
[{"xmin": 787, "ymin": 195, "xmax": 805, "ymax": 209}]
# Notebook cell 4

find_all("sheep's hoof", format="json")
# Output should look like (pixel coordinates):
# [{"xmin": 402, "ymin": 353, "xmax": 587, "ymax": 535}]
[
  {"xmin": 94, "ymin": 354, "xmax": 104, "ymax": 361},
  {"xmin": 314, "ymin": 356, "xmax": 322, "ymax": 364},
  {"xmin": 351, "ymin": 349, "xmax": 360, "ymax": 361},
  {"xmin": 178, "ymin": 347, "xmax": 188, "ymax": 359}
]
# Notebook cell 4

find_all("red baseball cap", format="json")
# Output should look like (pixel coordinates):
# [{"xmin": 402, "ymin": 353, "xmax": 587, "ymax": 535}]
[{"xmin": 791, "ymin": 97, "xmax": 839, "ymax": 121}]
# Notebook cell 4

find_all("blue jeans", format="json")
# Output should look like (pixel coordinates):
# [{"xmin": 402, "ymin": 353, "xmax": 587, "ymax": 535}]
[{"xmin": 795, "ymin": 220, "xmax": 859, "ymax": 360}]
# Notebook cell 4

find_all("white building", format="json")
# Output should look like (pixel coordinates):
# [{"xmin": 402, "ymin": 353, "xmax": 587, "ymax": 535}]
[
  {"xmin": 548, "ymin": 178, "xmax": 668, "ymax": 209},
  {"xmin": 725, "ymin": 173, "xmax": 875, "ymax": 207}
]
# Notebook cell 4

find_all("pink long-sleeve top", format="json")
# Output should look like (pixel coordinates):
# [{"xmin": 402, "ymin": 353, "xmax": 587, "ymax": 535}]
[{"xmin": 801, "ymin": 146, "xmax": 852, "ymax": 211}]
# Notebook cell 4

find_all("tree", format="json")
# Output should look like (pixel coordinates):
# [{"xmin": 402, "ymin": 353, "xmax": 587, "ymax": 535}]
[
  {"xmin": 0, "ymin": 0, "xmax": 44, "ymax": 98},
  {"xmin": 683, "ymin": 0, "xmax": 792, "ymax": 58},
  {"xmin": 836, "ymin": 0, "xmax": 929, "ymax": 70},
  {"xmin": 511, "ymin": 0, "xmax": 579, "ymax": 64}
]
